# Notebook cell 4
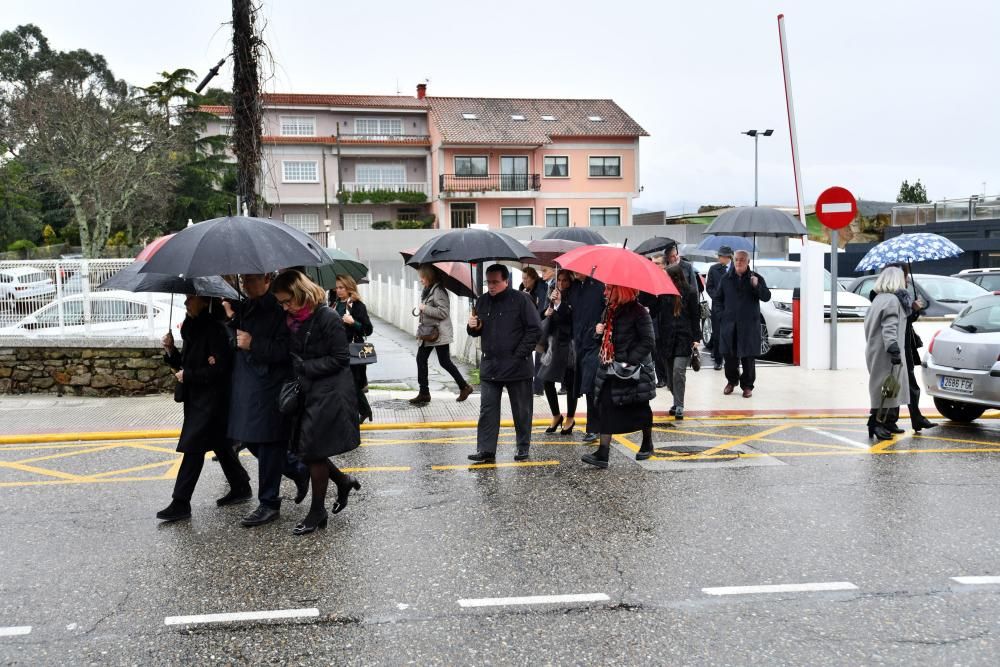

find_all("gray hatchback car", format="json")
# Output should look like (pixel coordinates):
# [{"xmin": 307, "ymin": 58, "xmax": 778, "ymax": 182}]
[{"xmin": 922, "ymin": 294, "xmax": 1000, "ymax": 422}]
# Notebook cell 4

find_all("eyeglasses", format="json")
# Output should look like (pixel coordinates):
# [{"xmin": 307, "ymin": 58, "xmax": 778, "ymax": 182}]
[{"xmin": 276, "ymin": 296, "xmax": 293, "ymax": 306}]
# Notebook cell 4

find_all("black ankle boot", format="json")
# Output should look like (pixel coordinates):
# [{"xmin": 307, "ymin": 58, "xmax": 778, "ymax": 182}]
[
  {"xmin": 636, "ymin": 440, "xmax": 654, "ymax": 461},
  {"xmin": 910, "ymin": 405, "xmax": 936, "ymax": 432},
  {"xmin": 867, "ymin": 411, "xmax": 893, "ymax": 441},
  {"xmin": 292, "ymin": 507, "xmax": 328, "ymax": 535},
  {"xmin": 582, "ymin": 445, "xmax": 610, "ymax": 469},
  {"xmin": 156, "ymin": 499, "xmax": 191, "ymax": 522}
]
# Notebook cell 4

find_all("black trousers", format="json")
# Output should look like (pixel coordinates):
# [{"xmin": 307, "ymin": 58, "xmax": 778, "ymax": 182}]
[
  {"xmin": 654, "ymin": 341, "xmax": 668, "ymax": 384},
  {"xmin": 351, "ymin": 364, "xmax": 372, "ymax": 418},
  {"xmin": 724, "ymin": 355, "xmax": 756, "ymax": 390},
  {"xmin": 544, "ymin": 367, "xmax": 577, "ymax": 417},
  {"xmin": 710, "ymin": 310, "xmax": 724, "ymax": 364},
  {"xmin": 173, "ymin": 442, "xmax": 250, "ymax": 502},
  {"xmin": 477, "ymin": 379, "xmax": 533, "ymax": 452},
  {"xmin": 533, "ymin": 351, "xmax": 544, "ymax": 393},
  {"xmin": 246, "ymin": 440, "xmax": 306, "ymax": 509},
  {"xmin": 416, "ymin": 344, "xmax": 468, "ymax": 392},
  {"xmin": 584, "ymin": 391, "xmax": 598, "ymax": 434}
]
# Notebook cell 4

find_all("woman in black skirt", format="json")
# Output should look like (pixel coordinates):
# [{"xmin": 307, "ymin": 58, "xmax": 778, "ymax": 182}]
[
  {"xmin": 582, "ymin": 284, "xmax": 657, "ymax": 468},
  {"xmin": 274, "ymin": 270, "xmax": 361, "ymax": 535},
  {"xmin": 331, "ymin": 274, "xmax": 374, "ymax": 423}
]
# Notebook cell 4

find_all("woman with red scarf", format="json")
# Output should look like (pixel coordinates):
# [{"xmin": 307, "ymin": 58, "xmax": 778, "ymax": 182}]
[
  {"xmin": 582, "ymin": 284, "xmax": 657, "ymax": 468},
  {"xmin": 272, "ymin": 270, "xmax": 361, "ymax": 535}
]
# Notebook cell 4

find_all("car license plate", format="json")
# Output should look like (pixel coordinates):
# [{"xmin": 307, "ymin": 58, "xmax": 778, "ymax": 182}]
[{"xmin": 941, "ymin": 376, "xmax": 974, "ymax": 394}]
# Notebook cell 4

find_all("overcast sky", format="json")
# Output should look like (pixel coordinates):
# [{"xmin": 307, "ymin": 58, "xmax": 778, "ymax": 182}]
[{"xmin": 6, "ymin": 0, "xmax": 998, "ymax": 213}]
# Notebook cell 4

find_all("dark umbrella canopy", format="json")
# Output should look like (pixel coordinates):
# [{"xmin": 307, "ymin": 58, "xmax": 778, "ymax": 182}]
[
  {"xmin": 99, "ymin": 261, "xmax": 239, "ymax": 299},
  {"xmin": 633, "ymin": 236, "xmax": 676, "ymax": 256},
  {"xmin": 696, "ymin": 234, "xmax": 756, "ymax": 253},
  {"xmin": 542, "ymin": 227, "xmax": 608, "ymax": 245},
  {"xmin": 405, "ymin": 229, "xmax": 535, "ymax": 266},
  {"xmin": 401, "ymin": 249, "xmax": 477, "ymax": 299},
  {"xmin": 139, "ymin": 216, "xmax": 327, "ymax": 278},
  {"xmin": 304, "ymin": 247, "xmax": 369, "ymax": 288},
  {"xmin": 524, "ymin": 239, "xmax": 584, "ymax": 267},
  {"xmin": 703, "ymin": 206, "xmax": 808, "ymax": 238}
]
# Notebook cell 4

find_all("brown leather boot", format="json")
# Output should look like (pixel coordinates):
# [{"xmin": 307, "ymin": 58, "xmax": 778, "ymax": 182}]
[{"xmin": 408, "ymin": 391, "xmax": 431, "ymax": 406}]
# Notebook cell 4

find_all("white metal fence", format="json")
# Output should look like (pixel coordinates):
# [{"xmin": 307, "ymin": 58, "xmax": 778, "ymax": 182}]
[
  {"xmin": 359, "ymin": 273, "xmax": 480, "ymax": 366},
  {"xmin": 0, "ymin": 259, "xmax": 178, "ymax": 346}
]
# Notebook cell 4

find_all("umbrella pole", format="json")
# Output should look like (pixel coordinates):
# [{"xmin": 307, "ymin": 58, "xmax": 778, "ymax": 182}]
[{"xmin": 169, "ymin": 293, "xmax": 174, "ymax": 332}]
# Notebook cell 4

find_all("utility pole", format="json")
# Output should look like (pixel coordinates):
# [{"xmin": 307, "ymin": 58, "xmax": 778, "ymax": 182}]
[
  {"xmin": 231, "ymin": 0, "xmax": 262, "ymax": 217},
  {"xmin": 335, "ymin": 122, "xmax": 344, "ymax": 231}
]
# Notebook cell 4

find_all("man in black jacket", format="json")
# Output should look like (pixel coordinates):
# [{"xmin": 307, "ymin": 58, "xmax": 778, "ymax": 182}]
[
  {"xmin": 715, "ymin": 251, "xmax": 771, "ymax": 398},
  {"xmin": 705, "ymin": 246, "xmax": 733, "ymax": 371},
  {"xmin": 467, "ymin": 264, "xmax": 541, "ymax": 462},
  {"xmin": 565, "ymin": 273, "xmax": 606, "ymax": 442},
  {"xmin": 225, "ymin": 273, "xmax": 310, "ymax": 527}
]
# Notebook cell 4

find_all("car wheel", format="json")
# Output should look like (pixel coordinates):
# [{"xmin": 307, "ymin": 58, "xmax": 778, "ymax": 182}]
[
  {"xmin": 933, "ymin": 397, "xmax": 986, "ymax": 423},
  {"xmin": 702, "ymin": 316, "xmax": 713, "ymax": 347},
  {"xmin": 759, "ymin": 319, "xmax": 771, "ymax": 356}
]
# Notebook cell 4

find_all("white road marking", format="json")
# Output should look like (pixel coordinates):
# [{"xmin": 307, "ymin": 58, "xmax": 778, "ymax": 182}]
[
  {"xmin": 703, "ymin": 582, "xmax": 858, "ymax": 596},
  {"xmin": 821, "ymin": 202, "xmax": 853, "ymax": 214},
  {"xmin": 0, "ymin": 626, "xmax": 31, "ymax": 637},
  {"xmin": 806, "ymin": 427, "xmax": 870, "ymax": 450},
  {"xmin": 163, "ymin": 608, "xmax": 319, "ymax": 626},
  {"xmin": 951, "ymin": 576, "xmax": 1000, "ymax": 585},
  {"xmin": 66, "ymin": 623, "xmax": 77, "ymax": 631},
  {"xmin": 396, "ymin": 603, "xmax": 410, "ymax": 610},
  {"xmin": 458, "ymin": 593, "xmax": 610, "ymax": 608}
]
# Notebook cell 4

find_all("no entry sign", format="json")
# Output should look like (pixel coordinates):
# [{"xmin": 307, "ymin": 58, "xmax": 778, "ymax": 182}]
[{"xmin": 815, "ymin": 186, "xmax": 857, "ymax": 230}]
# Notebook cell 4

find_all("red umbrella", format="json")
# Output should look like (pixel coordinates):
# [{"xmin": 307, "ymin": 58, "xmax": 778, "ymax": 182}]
[
  {"xmin": 135, "ymin": 234, "xmax": 175, "ymax": 262},
  {"xmin": 401, "ymin": 249, "xmax": 477, "ymax": 299},
  {"xmin": 524, "ymin": 239, "xmax": 585, "ymax": 267},
  {"xmin": 555, "ymin": 246, "xmax": 679, "ymax": 296}
]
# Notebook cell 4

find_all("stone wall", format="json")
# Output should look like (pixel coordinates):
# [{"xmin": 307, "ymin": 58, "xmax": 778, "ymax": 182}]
[{"xmin": 0, "ymin": 347, "xmax": 174, "ymax": 396}]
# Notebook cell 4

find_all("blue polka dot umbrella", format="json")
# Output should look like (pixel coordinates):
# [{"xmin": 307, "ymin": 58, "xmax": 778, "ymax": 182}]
[{"xmin": 854, "ymin": 233, "xmax": 962, "ymax": 272}]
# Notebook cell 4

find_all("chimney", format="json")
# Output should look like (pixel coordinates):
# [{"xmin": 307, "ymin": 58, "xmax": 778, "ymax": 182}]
[{"xmin": 416, "ymin": 83, "xmax": 427, "ymax": 100}]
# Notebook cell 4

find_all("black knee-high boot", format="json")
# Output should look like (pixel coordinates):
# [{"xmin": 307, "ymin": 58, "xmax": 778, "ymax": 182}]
[{"xmin": 636, "ymin": 427, "xmax": 654, "ymax": 461}]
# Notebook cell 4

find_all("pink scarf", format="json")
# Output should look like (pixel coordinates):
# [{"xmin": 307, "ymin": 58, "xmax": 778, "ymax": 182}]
[{"xmin": 285, "ymin": 305, "xmax": 314, "ymax": 333}]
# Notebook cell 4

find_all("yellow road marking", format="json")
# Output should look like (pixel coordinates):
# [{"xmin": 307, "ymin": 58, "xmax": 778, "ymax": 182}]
[
  {"xmin": 699, "ymin": 424, "xmax": 791, "ymax": 457},
  {"xmin": 911, "ymin": 433, "xmax": 1000, "ymax": 448},
  {"xmin": 869, "ymin": 434, "xmax": 905, "ymax": 453},
  {"xmin": 340, "ymin": 466, "xmax": 412, "ymax": 473},
  {"xmin": 0, "ymin": 475, "xmax": 172, "ymax": 488},
  {"xmin": 432, "ymin": 460, "xmax": 561, "ymax": 471},
  {"xmin": 0, "ymin": 461, "xmax": 88, "ymax": 481},
  {"xmin": 120, "ymin": 442, "xmax": 179, "ymax": 455},
  {"xmin": 12, "ymin": 444, "xmax": 117, "ymax": 466},
  {"xmin": 85, "ymin": 459, "xmax": 178, "ymax": 480}
]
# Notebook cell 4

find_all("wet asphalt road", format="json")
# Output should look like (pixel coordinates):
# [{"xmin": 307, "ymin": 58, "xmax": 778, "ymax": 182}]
[{"xmin": 2, "ymin": 417, "xmax": 1000, "ymax": 665}]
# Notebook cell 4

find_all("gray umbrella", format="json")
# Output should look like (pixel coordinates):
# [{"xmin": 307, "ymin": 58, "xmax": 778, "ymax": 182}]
[{"xmin": 703, "ymin": 206, "xmax": 808, "ymax": 264}]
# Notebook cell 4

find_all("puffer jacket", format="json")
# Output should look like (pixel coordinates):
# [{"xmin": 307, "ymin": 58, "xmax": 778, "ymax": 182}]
[{"xmin": 593, "ymin": 300, "xmax": 657, "ymax": 407}]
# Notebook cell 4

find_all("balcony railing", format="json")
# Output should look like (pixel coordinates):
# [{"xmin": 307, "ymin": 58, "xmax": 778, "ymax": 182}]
[
  {"xmin": 892, "ymin": 194, "xmax": 1000, "ymax": 226},
  {"xmin": 342, "ymin": 182, "xmax": 428, "ymax": 194},
  {"xmin": 440, "ymin": 174, "xmax": 541, "ymax": 194},
  {"xmin": 337, "ymin": 133, "xmax": 430, "ymax": 144}
]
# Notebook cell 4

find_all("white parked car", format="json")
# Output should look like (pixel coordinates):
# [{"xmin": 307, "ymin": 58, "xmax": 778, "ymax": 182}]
[
  {"xmin": 0, "ymin": 290, "xmax": 186, "ymax": 340},
  {"xmin": 0, "ymin": 267, "xmax": 56, "ymax": 306}
]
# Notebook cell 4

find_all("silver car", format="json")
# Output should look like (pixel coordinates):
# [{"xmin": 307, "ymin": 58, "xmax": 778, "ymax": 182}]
[{"xmin": 922, "ymin": 294, "xmax": 1000, "ymax": 422}]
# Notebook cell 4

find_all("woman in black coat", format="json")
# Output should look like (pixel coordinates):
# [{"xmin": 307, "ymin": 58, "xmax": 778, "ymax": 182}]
[
  {"xmin": 156, "ymin": 296, "xmax": 251, "ymax": 522},
  {"xmin": 274, "ymin": 270, "xmax": 361, "ymax": 535},
  {"xmin": 537, "ymin": 269, "xmax": 578, "ymax": 434},
  {"xmin": 658, "ymin": 264, "xmax": 703, "ymax": 420},
  {"xmin": 583, "ymin": 284, "xmax": 657, "ymax": 469},
  {"xmin": 331, "ymin": 275, "xmax": 374, "ymax": 423},
  {"xmin": 520, "ymin": 267, "xmax": 550, "ymax": 394}
]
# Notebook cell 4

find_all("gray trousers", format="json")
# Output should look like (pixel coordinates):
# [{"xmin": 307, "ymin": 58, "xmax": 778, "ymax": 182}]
[
  {"xmin": 665, "ymin": 355, "xmax": 690, "ymax": 410},
  {"xmin": 477, "ymin": 379, "xmax": 534, "ymax": 453}
]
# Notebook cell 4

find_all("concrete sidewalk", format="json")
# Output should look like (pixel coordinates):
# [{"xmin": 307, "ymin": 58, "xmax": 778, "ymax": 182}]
[{"xmin": 0, "ymin": 315, "xmax": 942, "ymax": 440}]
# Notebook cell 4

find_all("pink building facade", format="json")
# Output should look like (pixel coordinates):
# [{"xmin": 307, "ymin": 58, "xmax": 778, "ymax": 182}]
[{"xmin": 200, "ymin": 86, "xmax": 647, "ymax": 236}]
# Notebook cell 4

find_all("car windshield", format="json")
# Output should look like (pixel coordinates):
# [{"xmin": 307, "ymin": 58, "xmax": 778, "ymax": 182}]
[
  {"xmin": 952, "ymin": 298, "xmax": 1000, "ymax": 333},
  {"xmin": 976, "ymin": 275, "xmax": 1000, "ymax": 291},
  {"xmin": 919, "ymin": 276, "xmax": 988, "ymax": 303},
  {"xmin": 754, "ymin": 265, "xmax": 835, "ymax": 290}
]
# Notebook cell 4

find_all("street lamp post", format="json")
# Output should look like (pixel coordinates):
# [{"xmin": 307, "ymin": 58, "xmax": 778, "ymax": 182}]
[{"xmin": 742, "ymin": 129, "xmax": 774, "ymax": 206}]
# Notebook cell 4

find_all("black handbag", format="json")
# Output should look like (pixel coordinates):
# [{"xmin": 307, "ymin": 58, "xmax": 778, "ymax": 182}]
[
  {"xmin": 277, "ymin": 379, "xmax": 302, "ymax": 416},
  {"xmin": 690, "ymin": 348, "xmax": 701, "ymax": 372},
  {"xmin": 350, "ymin": 341, "xmax": 378, "ymax": 365}
]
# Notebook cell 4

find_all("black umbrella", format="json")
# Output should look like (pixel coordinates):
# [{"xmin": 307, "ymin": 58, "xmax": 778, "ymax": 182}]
[
  {"xmin": 99, "ymin": 261, "xmax": 239, "ymax": 299},
  {"xmin": 139, "ymin": 216, "xmax": 328, "ymax": 278},
  {"xmin": 542, "ymin": 227, "xmax": 608, "ymax": 244},
  {"xmin": 400, "ymin": 249, "xmax": 477, "ymax": 300},
  {"xmin": 633, "ymin": 236, "xmax": 676, "ymax": 256},
  {"xmin": 703, "ymin": 206, "xmax": 808, "ymax": 264},
  {"xmin": 405, "ymin": 229, "xmax": 535, "ymax": 266},
  {"xmin": 524, "ymin": 239, "xmax": 585, "ymax": 267}
]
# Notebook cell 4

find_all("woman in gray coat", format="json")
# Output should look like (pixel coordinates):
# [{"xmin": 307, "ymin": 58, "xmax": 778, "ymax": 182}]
[
  {"xmin": 863, "ymin": 266, "xmax": 911, "ymax": 441},
  {"xmin": 409, "ymin": 265, "xmax": 474, "ymax": 406}
]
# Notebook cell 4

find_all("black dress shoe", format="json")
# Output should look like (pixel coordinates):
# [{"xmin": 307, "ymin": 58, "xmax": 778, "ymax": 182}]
[
  {"xmin": 292, "ymin": 509, "xmax": 328, "ymax": 535},
  {"xmin": 888, "ymin": 424, "xmax": 905, "ymax": 434},
  {"xmin": 514, "ymin": 447, "xmax": 530, "ymax": 461},
  {"xmin": 581, "ymin": 452, "xmax": 609, "ymax": 469},
  {"xmin": 331, "ymin": 475, "xmax": 361, "ymax": 514},
  {"xmin": 216, "ymin": 486, "xmax": 253, "ymax": 507},
  {"xmin": 713, "ymin": 363, "xmax": 723, "ymax": 371},
  {"xmin": 294, "ymin": 473, "xmax": 310, "ymax": 504},
  {"xmin": 467, "ymin": 452, "xmax": 496, "ymax": 463},
  {"xmin": 156, "ymin": 499, "xmax": 191, "ymax": 522},
  {"xmin": 911, "ymin": 416, "xmax": 936, "ymax": 432},
  {"xmin": 241, "ymin": 504, "xmax": 280, "ymax": 527}
]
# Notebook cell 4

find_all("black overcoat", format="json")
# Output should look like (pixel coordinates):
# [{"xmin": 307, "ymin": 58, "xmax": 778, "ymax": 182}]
[
  {"xmin": 657, "ymin": 285, "xmax": 703, "ymax": 358},
  {"xmin": 467, "ymin": 287, "xmax": 541, "ymax": 382},
  {"xmin": 536, "ymin": 301, "xmax": 575, "ymax": 384},
  {"xmin": 715, "ymin": 269, "xmax": 772, "ymax": 359},
  {"xmin": 290, "ymin": 305, "xmax": 360, "ymax": 461},
  {"xmin": 565, "ymin": 277, "xmax": 605, "ymax": 396},
  {"xmin": 166, "ymin": 311, "xmax": 233, "ymax": 454},
  {"xmin": 705, "ymin": 262, "xmax": 729, "ymax": 315},
  {"xmin": 226, "ymin": 292, "xmax": 291, "ymax": 444},
  {"xmin": 593, "ymin": 300, "xmax": 657, "ymax": 406},
  {"xmin": 333, "ymin": 297, "xmax": 373, "ymax": 344},
  {"xmin": 520, "ymin": 280, "xmax": 550, "ymax": 320}
]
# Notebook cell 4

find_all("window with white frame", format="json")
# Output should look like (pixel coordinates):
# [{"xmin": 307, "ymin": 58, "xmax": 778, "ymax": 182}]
[
  {"xmin": 501, "ymin": 208, "xmax": 533, "ymax": 228},
  {"xmin": 544, "ymin": 156, "xmax": 569, "ymax": 178},
  {"xmin": 590, "ymin": 207, "xmax": 621, "ymax": 227},
  {"xmin": 218, "ymin": 122, "xmax": 234, "ymax": 136},
  {"xmin": 589, "ymin": 156, "xmax": 621, "ymax": 177},
  {"xmin": 355, "ymin": 118, "xmax": 403, "ymax": 136},
  {"xmin": 455, "ymin": 156, "xmax": 487, "ymax": 176},
  {"xmin": 546, "ymin": 208, "xmax": 569, "ymax": 227},
  {"xmin": 356, "ymin": 164, "xmax": 406, "ymax": 186},
  {"xmin": 282, "ymin": 161, "xmax": 319, "ymax": 183},
  {"xmin": 343, "ymin": 213, "xmax": 374, "ymax": 230},
  {"xmin": 284, "ymin": 213, "xmax": 321, "ymax": 233},
  {"xmin": 280, "ymin": 116, "xmax": 316, "ymax": 136}
]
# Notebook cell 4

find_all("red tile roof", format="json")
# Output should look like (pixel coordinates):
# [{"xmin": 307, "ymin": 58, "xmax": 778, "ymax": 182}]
[
  {"xmin": 262, "ymin": 93, "xmax": 428, "ymax": 108},
  {"xmin": 199, "ymin": 105, "xmax": 231, "ymax": 115},
  {"xmin": 427, "ymin": 97, "xmax": 648, "ymax": 145}
]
